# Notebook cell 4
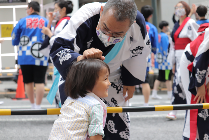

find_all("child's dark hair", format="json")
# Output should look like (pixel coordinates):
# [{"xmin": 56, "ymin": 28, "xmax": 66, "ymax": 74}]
[
  {"xmin": 196, "ymin": 5, "xmax": 208, "ymax": 17},
  {"xmin": 141, "ymin": 5, "xmax": 153, "ymax": 21},
  {"xmin": 28, "ymin": 1, "xmax": 40, "ymax": 12},
  {"xmin": 55, "ymin": 0, "xmax": 74, "ymax": 14},
  {"xmin": 159, "ymin": 21, "xmax": 169, "ymax": 30},
  {"xmin": 65, "ymin": 59, "xmax": 110, "ymax": 99}
]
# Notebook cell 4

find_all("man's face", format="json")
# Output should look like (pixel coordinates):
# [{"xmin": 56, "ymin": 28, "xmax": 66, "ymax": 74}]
[
  {"xmin": 98, "ymin": 7, "xmax": 131, "ymax": 38},
  {"xmin": 26, "ymin": 7, "xmax": 32, "ymax": 15}
]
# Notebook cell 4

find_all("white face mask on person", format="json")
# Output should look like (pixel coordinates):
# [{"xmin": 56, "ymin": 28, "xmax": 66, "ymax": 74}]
[
  {"xmin": 53, "ymin": 11, "xmax": 60, "ymax": 20},
  {"xmin": 96, "ymin": 27, "xmax": 125, "ymax": 47},
  {"xmin": 175, "ymin": 8, "xmax": 186, "ymax": 17}
]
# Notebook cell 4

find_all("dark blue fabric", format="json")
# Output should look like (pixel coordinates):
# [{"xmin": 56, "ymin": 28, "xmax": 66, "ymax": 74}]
[
  {"xmin": 121, "ymin": 65, "xmax": 143, "ymax": 86},
  {"xmin": 189, "ymin": 49, "xmax": 209, "ymax": 96},
  {"xmin": 171, "ymin": 21, "xmax": 180, "ymax": 43},
  {"xmin": 135, "ymin": 11, "xmax": 147, "ymax": 40}
]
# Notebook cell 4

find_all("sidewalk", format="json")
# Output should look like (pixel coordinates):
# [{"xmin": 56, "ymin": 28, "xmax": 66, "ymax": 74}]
[{"xmin": 0, "ymin": 80, "xmax": 53, "ymax": 98}]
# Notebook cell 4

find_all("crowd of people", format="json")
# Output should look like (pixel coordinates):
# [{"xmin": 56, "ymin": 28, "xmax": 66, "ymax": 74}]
[{"xmin": 0, "ymin": 0, "xmax": 209, "ymax": 139}]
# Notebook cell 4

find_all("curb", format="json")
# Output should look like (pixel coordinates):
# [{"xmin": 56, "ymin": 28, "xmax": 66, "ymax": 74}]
[{"xmin": 0, "ymin": 92, "xmax": 49, "ymax": 99}]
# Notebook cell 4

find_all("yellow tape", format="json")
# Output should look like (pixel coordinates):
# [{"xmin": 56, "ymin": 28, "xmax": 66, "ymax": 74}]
[
  {"xmin": 202, "ymin": 103, "xmax": 209, "ymax": 109},
  {"xmin": 154, "ymin": 105, "xmax": 173, "ymax": 111},
  {"xmin": 47, "ymin": 108, "xmax": 61, "ymax": 115},
  {"xmin": 0, "ymin": 109, "xmax": 11, "ymax": 115},
  {"xmin": 107, "ymin": 107, "xmax": 123, "ymax": 113}
]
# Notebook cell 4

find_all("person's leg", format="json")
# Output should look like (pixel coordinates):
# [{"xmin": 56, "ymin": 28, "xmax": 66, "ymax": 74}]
[
  {"xmin": 25, "ymin": 82, "xmax": 35, "ymax": 104},
  {"xmin": 152, "ymin": 70, "xmax": 164, "ymax": 99},
  {"xmin": 20, "ymin": 65, "xmax": 35, "ymax": 108},
  {"xmin": 151, "ymin": 80, "xmax": 161, "ymax": 99},
  {"xmin": 35, "ymin": 83, "xmax": 45, "ymax": 106},
  {"xmin": 166, "ymin": 80, "xmax": 172, "ymax": 99},
  {"xmin": 141, "ymin": 83, "xmax": 150, "ymax": 106},
  {"xmin": 34, "ymin": 66, "xmax": 48, "ymax": 109}
]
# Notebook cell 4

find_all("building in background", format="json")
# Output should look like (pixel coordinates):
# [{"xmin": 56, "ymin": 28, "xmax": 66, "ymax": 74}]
[{"xmin": 0, "ymin": 0, "xmax": 208, "ymax": 78}]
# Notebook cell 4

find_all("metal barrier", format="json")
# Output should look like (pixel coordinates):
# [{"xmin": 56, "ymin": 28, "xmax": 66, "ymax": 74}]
[{"xmin": 1, "ymin": 103, "xmax": 209, "ymax": 115}]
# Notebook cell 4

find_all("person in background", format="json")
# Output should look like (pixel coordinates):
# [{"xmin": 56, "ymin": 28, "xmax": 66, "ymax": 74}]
[
  {"xmin": 140, "ymin": 5, "xmax": 159, "ymax": 104},
  {"xmin": 166, "ymin": 1, "xmax": 199, "ymax": 120},
  {"xmin": 11, "ymin": 1, "xmax": 49, "ymax": 109},
  {"xmin": 41, "ymin": 0, "xmax": 73, "ymax": 108},
  {"xmin": 152, "ymin": 21, "xmax": 172, "ymax": 100},
  {"xmin": 196, "ymin": 5, "xmax": 209, "ymax": 25},
  {"xmin": 180, "ymin": 23, "xmax": 209, "ymax": 140}
]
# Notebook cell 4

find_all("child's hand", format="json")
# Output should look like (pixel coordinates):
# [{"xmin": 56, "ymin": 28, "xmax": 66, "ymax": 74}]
[{"xmin": 194, "ymin": 84, "xmax": 206, "ymax": 103}]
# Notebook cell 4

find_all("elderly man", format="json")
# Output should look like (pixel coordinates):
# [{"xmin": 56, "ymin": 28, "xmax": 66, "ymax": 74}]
[{"xmin": 49, "ymin": 0, "xmax": 151, "ymax": 139}]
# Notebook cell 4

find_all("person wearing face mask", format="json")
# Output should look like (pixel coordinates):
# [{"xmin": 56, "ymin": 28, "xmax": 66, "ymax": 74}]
[
  {"xmin": 152, "ymin": 21, "xmax": 173, "ymax": 101},
  {"xmin": 49, "ymin": 0, "xmax": 151, "ymax": 139},
  {"xmin": 166, "ymin": 1, "xmax": 199, "ymax": 120},
  {"xmin": 40, "ymin": 0, "xmax": 73, "ymax": 108}
]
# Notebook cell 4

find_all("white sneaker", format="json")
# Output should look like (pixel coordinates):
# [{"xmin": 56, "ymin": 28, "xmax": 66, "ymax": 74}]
[
  {"xmin": 0, "ymin": 101, "xmax": 4, "ymax": 105},
  {"xmin": 166, "ymin": 111, "xmax": 177, "ymax": 120},
  {"xmin": 151, "ymin": 95, "xmax": 162, "ymax": 99}
]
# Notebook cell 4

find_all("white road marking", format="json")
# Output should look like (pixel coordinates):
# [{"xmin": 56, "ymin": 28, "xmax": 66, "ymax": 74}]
[{"xmin": 0, "ymin": 105, "xmax": 54, "ymax": 109}]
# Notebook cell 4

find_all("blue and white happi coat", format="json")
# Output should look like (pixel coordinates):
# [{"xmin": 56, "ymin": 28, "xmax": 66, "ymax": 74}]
[
  {"xmin": 145, "ymin": 21, "xmax": 158, "ymax": 71},
  {"xmin": 168, "ymin": 18, "xmax": 199, "ymax": 105},
  {"xmin": 154, "ymin": 32, "xmax": 172, "ymax": 70},
  {"xmin": 180, "ymin": 24, "xmax": 209, "ymax": 140},
  {"xmin": 49, "ymin": 2, "xmax": 151, "ymax": 140},
  {"xmin": 12, "ymin": 13, "xmax": 49, "ymax": 66}
]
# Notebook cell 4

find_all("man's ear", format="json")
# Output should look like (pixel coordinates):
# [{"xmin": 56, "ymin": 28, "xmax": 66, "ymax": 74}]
[{"xmin": 100, "ymin": 6, "xmax": 104, "ymax": 16}]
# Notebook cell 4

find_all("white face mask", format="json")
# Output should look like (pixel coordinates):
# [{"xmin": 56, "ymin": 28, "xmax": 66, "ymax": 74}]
[
  {"xmin": 96, "ymin": 27, "xmax": 125, "ymax": 47},
  {"xmin": 53, "ymin": 11, "xmax": 60, "ymax": 20},
  {"xmin": 175, "ymin": 8, "xmax": 186, "ymax": 17}
]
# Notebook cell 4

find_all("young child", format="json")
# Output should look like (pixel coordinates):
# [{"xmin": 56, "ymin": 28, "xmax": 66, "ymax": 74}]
[{"xmin": 49, "ymin": 59, "xmax": 111, "ymax": 140}]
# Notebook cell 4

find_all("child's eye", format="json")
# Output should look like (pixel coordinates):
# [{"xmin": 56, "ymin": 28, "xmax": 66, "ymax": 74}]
[{"xmin": 104, "ymin": 78, "xmax": 107, "ymax": 81}]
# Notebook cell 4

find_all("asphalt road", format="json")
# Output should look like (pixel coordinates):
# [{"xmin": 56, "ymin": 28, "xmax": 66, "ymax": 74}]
[{"xmin": 0, "ymin": 93, "xmax": 186, "ymax": 140}]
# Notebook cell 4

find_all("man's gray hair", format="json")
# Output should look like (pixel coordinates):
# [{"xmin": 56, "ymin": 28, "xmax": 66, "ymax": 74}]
[{"xmin": 103, "ymin": 0, "xmax": 137, "ymax": 26}]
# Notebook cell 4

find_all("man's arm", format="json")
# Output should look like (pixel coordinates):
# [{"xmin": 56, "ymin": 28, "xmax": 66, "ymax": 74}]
[{"xmin": 11, "ymin": 20, "xmax": 22, "ymax": 46}]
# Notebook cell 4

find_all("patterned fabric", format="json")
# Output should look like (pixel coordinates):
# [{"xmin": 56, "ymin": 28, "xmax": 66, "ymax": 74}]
[
  {"xmin": 12, "ymin": 13, "xmax": 49, "ymax": 66},
  {"xmin": 154, "ymin": 32, "xmax": 172, "ymax": 70},
  {"xmin": 170, "ymin": 18, "xmax": 199, "ymax": 105},
  {"xmin": 49, "ymin": 93, "xmax": 107, "ymax": 140},
  {"xmin": 49, "ymin": 2, "xmax": 151, "ymax": 140},
  {"xmin": 180, "ymin": 24, "xmax": 209, "ymax": 140}
]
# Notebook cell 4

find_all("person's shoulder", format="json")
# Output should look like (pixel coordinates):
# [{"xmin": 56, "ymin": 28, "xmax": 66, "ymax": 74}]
[
  {"xmin": 134, "ymin": 10, "xmax": 147, "ymax": 39},
  {"xmin": 76, "ymin": 2, "xmax": 104, "ymax": 17},
  {"xmin": 188, "ymin": 18, "xmax": 197, "ymax": 24}
]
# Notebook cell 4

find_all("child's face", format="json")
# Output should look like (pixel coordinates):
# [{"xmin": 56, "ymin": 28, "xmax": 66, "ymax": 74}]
[{"xmin": 91, "ymin": 67, "xmax": 111, "ymax": 98}]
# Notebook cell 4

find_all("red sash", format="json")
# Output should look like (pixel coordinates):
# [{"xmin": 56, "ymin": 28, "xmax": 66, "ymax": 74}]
[
  {"xmin": 174, "ymin": 17, "xmax": 191, "ymax": 50},
  {"xmin": 55, "ymin": 16, "xmax": 70, "ymax": 29}
]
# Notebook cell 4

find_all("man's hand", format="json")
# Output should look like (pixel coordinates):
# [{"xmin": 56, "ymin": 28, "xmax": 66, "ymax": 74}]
[
  {"xmin": 77, "ymin": 48, "xmax": 105, "ymax": 62},
  {"xmin": 0, "ymin": 40, "xmax": 4, "ymax": 43},
  {"xmin": 123, "ymin": 86, "xmax": 135, "ymax": 102},
  {"xmin": 194, "ymin": 84, "xmax": 206, "ymax": 103}
]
